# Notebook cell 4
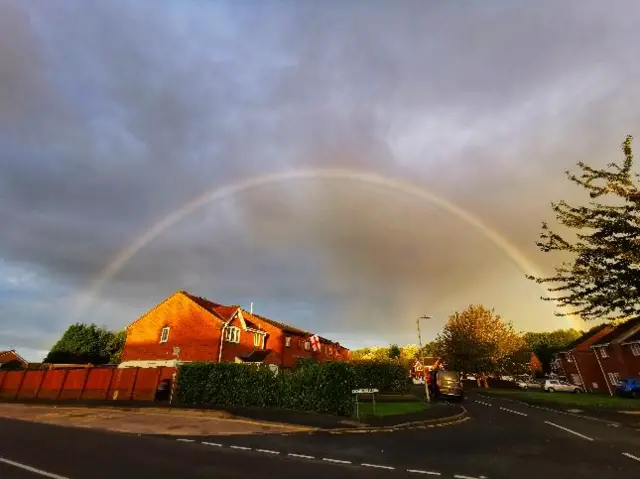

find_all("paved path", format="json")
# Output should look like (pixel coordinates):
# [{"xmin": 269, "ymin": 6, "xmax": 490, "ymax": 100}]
[{"xmin": 1, "ymin": 392, "xmax": 639, "ymax": 478}]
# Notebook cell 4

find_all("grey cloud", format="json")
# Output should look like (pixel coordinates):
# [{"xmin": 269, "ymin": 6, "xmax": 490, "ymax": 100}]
[{"xmin": 2, "ymin": 0, "xmax": 640, "ymax": 353}]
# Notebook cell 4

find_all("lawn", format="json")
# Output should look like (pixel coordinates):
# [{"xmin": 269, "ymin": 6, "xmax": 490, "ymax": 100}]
[
  {"xmin": 355, "ymin": 401, "xmax": 427, "ymax": 418},
  {"xmin": 478, "ymin": 388, "xmax": 640, "ymax": 410}
]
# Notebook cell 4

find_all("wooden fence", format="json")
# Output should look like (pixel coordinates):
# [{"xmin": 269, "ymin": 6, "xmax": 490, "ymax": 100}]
[{"xmin": 0, "ymin": 366, "xmax": 176, "ymax": 402}]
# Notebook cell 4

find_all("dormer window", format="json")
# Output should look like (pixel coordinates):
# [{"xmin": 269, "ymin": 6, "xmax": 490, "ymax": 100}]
[{"xmin": 599, "ymin": 347, "xmax": 609, "ymax": 358}]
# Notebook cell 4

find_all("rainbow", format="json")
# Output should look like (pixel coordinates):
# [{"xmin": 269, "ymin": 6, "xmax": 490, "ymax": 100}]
[{"xmin": 73, "ymin": 168, "xmax": 583, "ymax": 328}]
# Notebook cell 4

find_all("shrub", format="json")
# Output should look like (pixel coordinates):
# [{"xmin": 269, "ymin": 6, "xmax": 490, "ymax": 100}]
[
  {"xmin": 177, "ymin": 361, "xmax": 356, "ymax": 416},
  {"xmin": 351, "ymin": 360, "xmax": 411, "ymax": 394}
]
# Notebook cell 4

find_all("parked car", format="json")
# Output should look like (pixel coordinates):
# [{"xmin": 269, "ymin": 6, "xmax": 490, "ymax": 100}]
[
  {"xmin": 542, "ymin": 379, "xmax": 583, "ymax": 393},
  {"xmin": 517, "ymin": 378, "xmax": 542, "ymax": 390},
  {"xmin": 616, "ymin": 378, "xmax": 640, "ymax": 398},
  {"xmin": 429, "ymin": 370, "xmax": 464, "ymax": 401}
]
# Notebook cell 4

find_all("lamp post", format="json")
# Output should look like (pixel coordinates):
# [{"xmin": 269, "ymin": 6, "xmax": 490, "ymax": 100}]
[{"xmin": 417, "ymin": 315, "xmax": 432, "ymax": 403}]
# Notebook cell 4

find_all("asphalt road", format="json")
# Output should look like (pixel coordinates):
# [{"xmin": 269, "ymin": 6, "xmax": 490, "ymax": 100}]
[{"xmin": 1, "ymin": 392, "xmax": 639, "ymax": 478}]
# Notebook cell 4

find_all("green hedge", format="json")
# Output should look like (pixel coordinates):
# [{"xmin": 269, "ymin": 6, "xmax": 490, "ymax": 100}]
[
  {"xmin": 177, "ymin": 361, "xmax": 356, "ymax": 416},
  {"xmin": 351, "ymin": 360, "xmax": 411, "ymax": 394},
  {"xmin": 177, "ymin": 360, "xmax": 410, "ymax": 415}
]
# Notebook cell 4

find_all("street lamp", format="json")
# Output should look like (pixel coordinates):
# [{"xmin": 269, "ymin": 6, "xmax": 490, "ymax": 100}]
[{"xmin": 416, "ymin": 315, "xmax": 432, "ymax": 403}]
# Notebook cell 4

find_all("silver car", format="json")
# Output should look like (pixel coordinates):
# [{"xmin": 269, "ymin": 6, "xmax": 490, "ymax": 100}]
[{"xmin": 542, "ymin": 379, "xmax": 583, "ymax": 393}]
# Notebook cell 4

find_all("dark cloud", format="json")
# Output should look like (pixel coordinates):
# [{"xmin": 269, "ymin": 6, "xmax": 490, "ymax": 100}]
[{"xmin": 2, "ymin": 0, "xmax": 640, "ymax": 357}]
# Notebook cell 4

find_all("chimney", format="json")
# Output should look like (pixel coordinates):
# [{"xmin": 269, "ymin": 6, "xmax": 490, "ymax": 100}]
[{"xmin": 250, "ymin": 302, "xmax": 253, "ymax": 314}]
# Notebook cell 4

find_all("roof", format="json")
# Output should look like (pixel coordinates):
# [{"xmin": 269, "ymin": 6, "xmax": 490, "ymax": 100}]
[
  {"xmin": 236, "ymin": 349, "xmax": 273, "ymax": 363},
  {"xmin": 0, "ymin": 350, "xmax": 28, "ymax": 365},
  {"xmin": 592, "ymin": 317, "xmax": 640, "ymax": 347},
  {"xmin": 559, "ymin": 324, "xmax": 611, "ymax": 352},
  {"xmin": 624, "ymin": 329, "xmax": 640, "ymax": 343}
]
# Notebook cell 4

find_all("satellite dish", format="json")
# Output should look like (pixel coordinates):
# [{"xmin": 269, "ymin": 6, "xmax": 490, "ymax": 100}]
[{"xmin": 268, "ymin": 364, "xmax": 279, "ymax": 376}]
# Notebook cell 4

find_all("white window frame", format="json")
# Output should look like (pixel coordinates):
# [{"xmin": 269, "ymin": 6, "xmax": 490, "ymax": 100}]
[
  {"xmin": 607, "ymin": 372, "xmax": 620, "ymax": 385},
  {"xmin": 285, "ymin": 337, "xmax": 291, "ymax": 347},
  {"xmin": 304, "ymin": 341, "xmax": 311, "ymax": 351},
  {"xmin": 599, "ymin": 347, "xmax": 609, "ymax": 358},
  {"xmin": 224, "ymin": 326, "xmax": 241, "ymax": 343},
  {"xmin": 159, "ymin": 327, "xmax": 170, "ymax": 344},
  {"xmin": 630, "ymin": 343, "xmax": 640, "ymax": 357},
  {"xmin": 565, "ymin": 354, "xmax": 573, "ymax": 363},
  {"xmin": 253, "ymin": 332, "xmax": 263, "ymax": 348}
]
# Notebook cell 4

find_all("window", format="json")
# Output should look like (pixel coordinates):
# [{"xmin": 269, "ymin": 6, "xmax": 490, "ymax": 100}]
[
  {"xmin": 253, "ymin": 332, "xmax": 263, "ymax": 348},
  {"xmin": 304, "ymin": 341, "xmax": 311, "ymax": 351},
  {"xmin": 328, "ymin": 347, "xmax": 333, "ymax": 357},
  {"xmin": 285, "ymin": 337, "xmax": 291, "ymax": 347},
  {"xmin": 630, "ymin": 343, "xmax": 640, "ymax": 357},
  {"xmin": 599, "ymin": 347, "xmax": 609, "ymax": 358},
  {"xmin": 607, "ymin": 372, "xmax": 620, "ymax": 385},
  {"xmin": 570, "ymin": 374, "xmax": 582, "ymax": 385},
  {"xmin": 159, "ymin": 327, "xmax": 170, "ymax": 343},
  {"xmin": 224, "ymin": 326, "xmax": 241, "ymax": 343}
]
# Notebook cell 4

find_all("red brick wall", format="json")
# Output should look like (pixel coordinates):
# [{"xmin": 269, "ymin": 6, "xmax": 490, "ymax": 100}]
[
  {"xmin": 121, "ymin": 292, "xmax": 224, "ymax": 363},
  {"xmin": 573, "ymin": 350, "xmax": 607, "ymax": 393},
  {"xmin": 596, "ymin": 343, "xmax": 640, "ymax": 393}
]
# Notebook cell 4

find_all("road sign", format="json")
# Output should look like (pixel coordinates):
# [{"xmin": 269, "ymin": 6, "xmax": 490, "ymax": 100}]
[{"xmin": 352, "ymin": 388, "xmax": 379, "ymax": 394}]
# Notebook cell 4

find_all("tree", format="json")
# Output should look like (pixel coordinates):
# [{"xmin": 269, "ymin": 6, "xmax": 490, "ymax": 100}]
[
  {"xmin": 522, "ymin": 329, "xmax": 583, "ymax": 373},
  {"xmin": 435, "ymin": 305, "xmax": 529, "ymax": 387},
  {"xmin": 388, "ymin": 344, "xmax": 401, "ymax": 360},
  {"xmin": 528, "ymin": 136, "xmax": 640, "ymax": 321},
  {"xmin": 44, "ymin": 323, "xmax": 126, "ymax": 365}
]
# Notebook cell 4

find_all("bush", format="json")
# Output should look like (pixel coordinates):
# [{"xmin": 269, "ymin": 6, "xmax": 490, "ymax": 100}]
[
  {"xmin": 177, "ymin": 361, "xmax": 356, "ymax": 416},
  {"xmin": 351, "ymin": 360, "xmax": 411, "ymax": 394}
]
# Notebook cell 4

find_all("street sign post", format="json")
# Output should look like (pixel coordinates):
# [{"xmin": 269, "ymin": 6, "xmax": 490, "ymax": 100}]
[{"xmin": 352, "ymin": 388, "xmax": 379, "ymax": 420}]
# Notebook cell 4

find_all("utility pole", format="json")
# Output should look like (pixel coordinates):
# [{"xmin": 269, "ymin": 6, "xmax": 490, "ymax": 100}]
[{"xmin": 417, "ymin": 315, "xmax": 432, "ymax": 403}]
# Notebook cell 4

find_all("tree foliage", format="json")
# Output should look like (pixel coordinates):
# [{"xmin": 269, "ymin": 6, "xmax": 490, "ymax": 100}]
[
  {"xmin": 388, "ymin": 344, "xmax": 401, "ymax": 360},
  {"xmin": 44, "ymin": 323, "xmax": 126, "ymax": 365},
  {"xmin": 522, "ymin": 329, "xmax": 583, "ymax": 372},
  {"xmin": 435, "ymin": 305, "xmax": 530, "ymax": 384},
  {"xmin": 528, "ymin": 136, "xmax": 640, "ymax": 321}
]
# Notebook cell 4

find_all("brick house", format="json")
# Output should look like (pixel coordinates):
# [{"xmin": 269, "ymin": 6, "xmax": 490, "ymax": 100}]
[
  {"xmin": 589, "ymin": 317, "xmax": 640, "ymax": 395},
  {"xmin": 554, "ymin": 324, "xmax": 614, "ymax": 393},
  {"xmin": 120, "ymin": 291, "xmax": 349, "ymax": 369},
  {"xmin": 0, "ymin": 350, "xmax": 28, "ymax": 370}
]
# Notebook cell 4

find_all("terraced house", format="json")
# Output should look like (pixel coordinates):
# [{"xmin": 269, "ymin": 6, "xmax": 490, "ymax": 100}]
[{"xmin": 120, "ymin": 291, "xmax": 349, "ymax": 370}]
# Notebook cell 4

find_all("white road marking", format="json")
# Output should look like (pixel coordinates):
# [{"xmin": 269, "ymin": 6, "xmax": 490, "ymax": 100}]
[
  {"xmin": 256, "ymin": 449, "xmax": 280, "ymax": 455},
  {"xmin": 544, "ymin": 421, "xmax": 594, "ymax": 441},
  {"xmin": 288, "ymin": 453, "xmax": 315, "ymax": 459},
  {"xmin": 229, "ymin": 445, "xmax": 251, "ymax": 451},
  {"xmin": 407, "ymin": 469, "xmax": 441, "ymax": 475},
  {"xmin": 622, "ymin": 452, "xmax": 640, "ymax": 462},
  {"xmin": 474, "ymin": 400, "xmax": 492, "ymax": 407},
  {"xmin": 0, "ymin": 457, "xmax": 70, "ymax": 479},
  {"xmin": 362, "ymin": 463, "xmax": 395, "ymax": 470},
  {"xmin": 499, "ymin": 407, "xmax": 528, "ymax": 417},
  {"xmin": 323, "ymin": 458, "xmax": 351, "ymax": 464},
  {"xmin": 176, "ymin": 438, "xmax": 195, "ymax": 442},
  {"xmin": 454, "ymin": 475, "xmax": 484, "ymax": 479},
  {"xmin": 202, "ymin": 442, "xmax": 223, "ymax": 447}
]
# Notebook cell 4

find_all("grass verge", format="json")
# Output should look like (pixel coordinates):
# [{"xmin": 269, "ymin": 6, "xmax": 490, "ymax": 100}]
[
  {"xmin": 478, "ymin": 388, "xmax": 640, "ymax": 410},
  {"xmin": 355, "ymin": 401, "xmax": 427, "ymax": 418}
]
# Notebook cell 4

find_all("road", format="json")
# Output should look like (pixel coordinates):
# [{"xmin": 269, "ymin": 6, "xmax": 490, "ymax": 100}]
[{"xmin": 1, "ymin": 392, "xmax": 639, "ymax": 478}]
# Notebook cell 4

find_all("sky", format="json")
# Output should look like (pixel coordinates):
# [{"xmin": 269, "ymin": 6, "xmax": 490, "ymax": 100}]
[{"xmin": 1, "ymin": 0, "xmax": 640, "ymax": 361}]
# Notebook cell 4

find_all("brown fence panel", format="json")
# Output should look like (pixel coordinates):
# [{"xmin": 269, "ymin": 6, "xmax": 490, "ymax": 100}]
[
  {"xmin": 59, "ymin": 369, "xmax": 89, "ymax": 400},
  {"xmin": 108, "ymin": 368, "xmax": 138, "ymax": 401},
  {"xmin": 81, "ymin": 368, "xmax": 115, "ymax": 400},
  {"xmin": 16, "ymin": 371, "xmax": 46, "ymax": 399},
  {"xmin": 37, "ymin": 370, "xmax": 67, "ymax": 399},
  {"xmin": 132, "ymin": 368, "xmax": 162, "ymax": 401},
  {"xmin": 0, "ymin": 371, "xmax": 25, "ymax": 398}
]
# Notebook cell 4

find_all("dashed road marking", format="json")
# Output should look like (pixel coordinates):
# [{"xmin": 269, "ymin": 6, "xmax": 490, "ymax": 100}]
[
  {"xmin": 474, "ymin": 400, "xmax": 492, "ymax": 407},
  {"xmin": 361, "ymin": 463, "xmax": 394, "ymax": 470},
  {"xmin": 176, "ymin": 438, "xmax": 195, "ymax": 442},
  {"xmin": 256, "ymin": 449, "xmax": 280, "ymax": 455},
  {"xmin": 288, "ymin": 453, "xmax": 315, "ymax": 459},
  {"xmin": 499, "ymin": 407, "xmax": 528, "ymax": 417},
  {"xmin": 323, "ymin": 458, "xmax": 352, "ymax": 464},
  {"xmin": 622, "ymin": 452, "xmax": 640, "ymax": 462},
  {"xmin": 407, "ymin": 469, "xmax": 441, "ymax": 475},
  {"xmin": 544, "ymin": 421, "xmax": 594, "ymax": 441},
  {"xmin": 202, "ymin": 441, "xmax": 223, "ymax": 447},
  {"xmin": 454, "ymin": 475, "xmax": 484, "ymax": 479},
  {"xmin": 230, "ymin": 445, "xmax": 252, "ymax": 451},
  {"xmin": 0, "ymin": 457, "xmax": 69, "ymax": 479}
]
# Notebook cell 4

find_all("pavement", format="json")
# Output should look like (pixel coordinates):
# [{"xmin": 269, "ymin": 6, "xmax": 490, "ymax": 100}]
[{"xmin": 1, "ymin": 391, "xmax": 640, "ymax": 478}]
